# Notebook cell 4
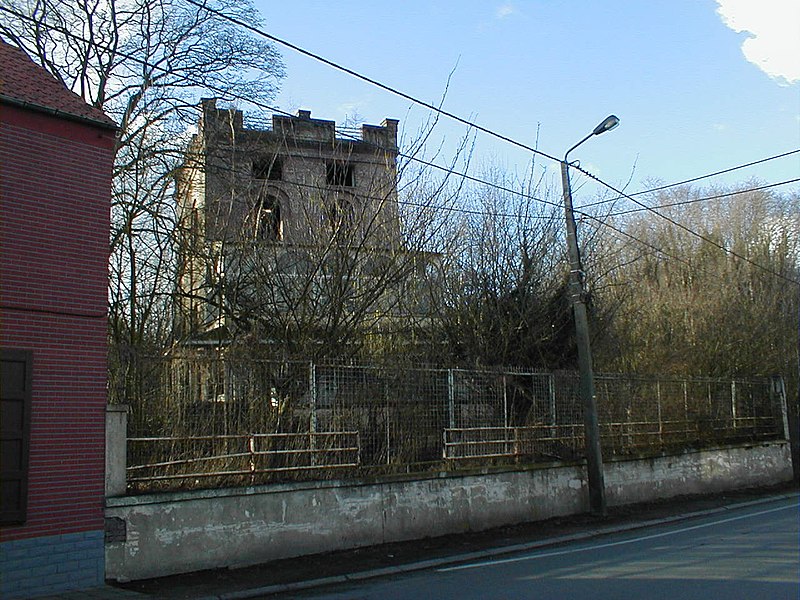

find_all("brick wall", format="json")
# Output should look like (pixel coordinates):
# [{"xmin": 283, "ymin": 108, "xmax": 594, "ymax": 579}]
[
  {"xmin": 0, "ymin": 111, "xmax": 111, "ymax": 318},
  {"xmin": 0, "ymin": 531, "xmax": 105, "ymax": 598},
  {"xmin": 0, "ymin": 103, "xmax": 115, "ymax": 597}
]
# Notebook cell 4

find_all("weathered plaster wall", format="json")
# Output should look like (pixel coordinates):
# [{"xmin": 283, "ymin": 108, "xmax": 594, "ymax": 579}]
[
  {"xmin": 604, "ymin": 442, "xmax": 792, "ymax": 504},
  {"xmin": 105, "ymin": 441, "xmax": 791, "ymax": 581}
]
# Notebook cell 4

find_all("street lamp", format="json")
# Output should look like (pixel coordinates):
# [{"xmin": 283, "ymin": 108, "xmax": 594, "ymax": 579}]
[{"xmin": 560, "ymin": 114, "xmax": 619, "ymax": 516}]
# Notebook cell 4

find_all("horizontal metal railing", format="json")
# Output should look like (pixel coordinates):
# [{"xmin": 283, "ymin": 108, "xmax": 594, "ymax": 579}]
[
  {"xmin": 128, "ymin": 431, "xmax": 360, "ymax": 484},
  {"xmin": 119, "ymin": 361, "xmax": 787, "ymax": 491},
  {"xmin": 443, "ymin": 415, "xmax": 782, "ymax": 461}
]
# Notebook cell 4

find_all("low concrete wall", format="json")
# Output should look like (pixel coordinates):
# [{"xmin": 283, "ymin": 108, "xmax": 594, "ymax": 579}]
[
  {"xmin": 105, "ymin": 441, "xmax": 792, "ymax": 581},
  {"xmin": 605, "ymin": 442, "xmax": 791, "ymax": 504}
]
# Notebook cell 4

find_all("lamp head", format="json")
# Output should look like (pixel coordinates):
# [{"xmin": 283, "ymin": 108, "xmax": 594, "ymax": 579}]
[{"xmin": 592, "ymin": 115, "xmax": 620, "ymax": 136}]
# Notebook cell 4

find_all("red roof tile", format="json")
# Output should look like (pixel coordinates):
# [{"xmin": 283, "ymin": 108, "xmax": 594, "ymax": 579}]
[{"xmin": 0, "ymin": 40, "xmax": 116, "ymax": 129}]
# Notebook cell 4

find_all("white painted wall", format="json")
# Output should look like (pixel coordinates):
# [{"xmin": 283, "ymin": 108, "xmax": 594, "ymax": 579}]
[{"xmin": 105, "ymin": 441, "xmax": 792, "ymax": 581}]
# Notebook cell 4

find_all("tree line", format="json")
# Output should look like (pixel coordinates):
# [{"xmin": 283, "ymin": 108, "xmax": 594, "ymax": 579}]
[{"xmin": 2, "ymin": 0, "xmax": 797, "ymax": 407}]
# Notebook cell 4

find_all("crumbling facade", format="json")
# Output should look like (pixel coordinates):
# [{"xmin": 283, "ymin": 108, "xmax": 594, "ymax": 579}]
[{"xmin": 176, "ymin": 99, "xmax": 411, "ymax": 342}]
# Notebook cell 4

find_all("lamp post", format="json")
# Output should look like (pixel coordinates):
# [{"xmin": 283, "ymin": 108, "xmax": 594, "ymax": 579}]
[
  {"xmin": 560, "ymin": 114, "xmax": 619, "ymax": 516},
  {"xmin": 793, "ymin": 282, "xmax": 800, "ymax": 483}
]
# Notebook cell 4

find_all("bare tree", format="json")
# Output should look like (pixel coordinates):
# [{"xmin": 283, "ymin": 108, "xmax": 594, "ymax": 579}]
[
  {"xmin": 173, "ymin": 102, "xmax": 467, "ymax": 363},
  {"xmin": 593, "ymin": 184, "xmax": 800, "ymax": 391},
  {"xmin": 421, "ymin": 164, "xmax": 578, "ymax": 369},
  {"xmin": 1, "ymin": 0, "xmax": 284, "ymax": 401}
]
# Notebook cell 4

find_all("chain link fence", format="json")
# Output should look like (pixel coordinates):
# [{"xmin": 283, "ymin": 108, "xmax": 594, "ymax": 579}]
[{"xmin": 120, "ymin": 355, "xmax": 789, "ymax": 492}]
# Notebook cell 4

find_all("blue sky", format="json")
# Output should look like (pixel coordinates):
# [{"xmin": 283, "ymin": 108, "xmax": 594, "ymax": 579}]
[{"xmin": 251, "ymin": 0, "xmax": 800, "ymax": 203}]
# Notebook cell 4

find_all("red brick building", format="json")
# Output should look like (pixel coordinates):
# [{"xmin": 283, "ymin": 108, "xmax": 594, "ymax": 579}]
[{"xmin": 0, "ymin": 41, "xmax": 117, "ymax": 598}]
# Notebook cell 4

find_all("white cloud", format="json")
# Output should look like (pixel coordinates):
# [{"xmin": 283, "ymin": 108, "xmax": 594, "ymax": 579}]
[
  {"xmin": 716, "ymin": 0, "xmax": 800, "ymax": 84},
  {"xmin": 496, "ymin": 4, "xmax": 517, "ymax": 20}
]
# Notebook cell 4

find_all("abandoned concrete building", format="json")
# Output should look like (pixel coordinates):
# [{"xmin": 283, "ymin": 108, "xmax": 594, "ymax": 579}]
[{"xmin": 176, "ymin": 99, "xmax": 428, "ymax": 346}]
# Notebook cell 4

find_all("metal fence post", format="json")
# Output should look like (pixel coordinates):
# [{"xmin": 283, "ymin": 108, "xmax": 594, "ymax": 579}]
[
  {"xmin": 448, "ymin": 369, "xmax": 455, "ymax": 429},
  {"xmin": 771, "ymin": 375, "xmax": 791, "ymax": 441},
  {"xmin": 309, "ymin": 362, "xmax": 317, "ymax": 466},
  {"xmin": 731, "ymin": 380, "xmax": 738, "ymax": 429},
  {"xmin": 502, "ymin": 375, "xmax": 509, "ymax": 429},
  {"xmin": 656, "ymin": 381, "xmax": 663, "ymax": 444},
  {"xmin": 548, "ymin": 374, "xmax": 557, "ymax": 437},
  {"xmin": 683, "ymin": 380, "xmax": 689, "ymax": 420},
  {"xmin": 248, "ymin": 434, "xmax": 256, "ymax": 484},
  {"xmin": 502, "ymin": 375, "xmax": 510, "ymax": 454},
  {"xmin": 384, "ymin": 378, "xmax": 391, "ymax": 464}
]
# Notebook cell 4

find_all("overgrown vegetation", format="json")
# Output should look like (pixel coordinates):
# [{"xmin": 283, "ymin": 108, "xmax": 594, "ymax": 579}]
[
  {"xmin": 593, "ymin": 184, "xmax": 799, "ymax": 400},
  {"xmin": 2, "ymin": 2, "xmax": 797, "ymax": 412}
]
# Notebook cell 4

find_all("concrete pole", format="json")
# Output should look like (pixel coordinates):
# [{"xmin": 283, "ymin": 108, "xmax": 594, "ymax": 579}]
[
  {"xmin": 791, "ymin": 283, "xmax": 800, "ymax": 483},
  {"xmin": 105, "ymin": 404, "xmax": 129, "ymax": 497},
  {"xmin": 560, "ymin": 159, "xmax": 606, "ymax": 516}
]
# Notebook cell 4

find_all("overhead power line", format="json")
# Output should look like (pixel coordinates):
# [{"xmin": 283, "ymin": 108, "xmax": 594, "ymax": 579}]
[
  {"xmin": 172, "ymin": 7, "xmax": 800, "ymax": 210},
  {"xmin": 176, "ymin": 0, "xmax": 800, "ymax": 287},
  {"xmin": 182, "ymin": 0, "xmax": 800, "ymax": 216},
  {"xmin": 6, "ymin": 4, "xmax": 796, "ymax": 285},
  {"xmin": 0, "ymin": 5, "xmax": 564, "ymax": 213},
  {"xmin": 8, "ymin": 2, "xmax": 794, "ymax": 222},
  {"xmin": 181, "ymin": 0, "xmax": 561, "ymax": 164},
  {"xmin": 584, "ymin": 148, "xmax": 800, "ymax": 209},
  {"xmin": 607, "ymin": 177, "xmax": 800, "ymax": 216},
  {"xmin": 574, "ymin": 167, "xmax": 800, "ymax": 284}
]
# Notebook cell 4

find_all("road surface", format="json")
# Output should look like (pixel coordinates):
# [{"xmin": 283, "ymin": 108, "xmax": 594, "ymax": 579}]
[{"xmin": 283, "ymin": 495, "xmax": 799, "ymax": 600}]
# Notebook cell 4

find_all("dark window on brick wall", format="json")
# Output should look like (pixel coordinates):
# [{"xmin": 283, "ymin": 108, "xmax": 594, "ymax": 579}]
[
  {"xmin": 252, "ymin": 156, "xmax": 282, "ymax": 181},
  {"xmin": 326, "ymin": 162, "xmax": 354, "ymax": 187},
  {"xmin": 1, "ymin": 349, "xmax": 33, "ymax": 525},
  {"xmin": 250, "ymin": 194, "xmax": 282, "ymax": 241}
]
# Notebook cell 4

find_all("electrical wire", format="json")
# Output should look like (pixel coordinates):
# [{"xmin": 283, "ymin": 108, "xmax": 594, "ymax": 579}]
[
  {"xmin": 606, "ymin": 177, "xmax": 800, "ymax": 216},
  {"xmin": 181, "ymin": 0, "xmax": 561, "ymax": 164},
  {"xmin": 0, "ymin": 4, "xmax": 573, "ymax": 215},
  {"xmin": 5, "ymin": 4, "xmax": 794, "ymax": 224},
  {"xmin": 175, "ymin": 0, "xmax": 800, "ymax": 286},
  {"xmin": 573, "ymin": 166, "xmax": 800, "ymax": 284},
  {"xmin": 5, "ymin": 4, "xmax": 796, "ymax": 285},
  {"xmin": 583, "ymin": 148, "xmax": 800, "ymax": 208},
  {"xmin": 181, "ymin": 0, "xmax": 800, "ymax": 219}
]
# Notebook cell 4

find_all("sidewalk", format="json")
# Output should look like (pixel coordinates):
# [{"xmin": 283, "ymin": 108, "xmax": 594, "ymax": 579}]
[{"xmin": 43, "ymin": 484, "xmax": 799, "ymax": 600}]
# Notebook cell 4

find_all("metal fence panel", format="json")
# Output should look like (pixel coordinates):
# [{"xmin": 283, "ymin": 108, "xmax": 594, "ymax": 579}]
[{"xmin": 120, "ymin": 357, "xmax": 787, "ymax": 492}]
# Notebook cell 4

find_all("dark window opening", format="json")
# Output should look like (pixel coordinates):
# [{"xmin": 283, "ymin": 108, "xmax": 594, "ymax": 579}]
[
  {"xmin": 251, "ymin": 194, "xmax": 282, "ymax": 241},
  {"xmin": 326, "ymin": 162, "xmax": 354, "ymax": 187},
  {"xmin": 252, "ymin": 156, "xmax": 282, "ymax": 181},
  {"xmin": 1, "ymin": 349, "xmax": 32, "ymax": 525}
]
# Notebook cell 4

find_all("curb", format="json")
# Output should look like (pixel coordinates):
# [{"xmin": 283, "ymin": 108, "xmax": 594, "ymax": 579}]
[{"xmin": 195, "ymin": 491, "xmax": 799, "ymax": 599}]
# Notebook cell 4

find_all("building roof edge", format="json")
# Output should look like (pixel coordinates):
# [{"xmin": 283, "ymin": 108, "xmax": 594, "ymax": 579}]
[{"xmin": 0, "ymin": 94, "xmax": 119, "ymax": 132}]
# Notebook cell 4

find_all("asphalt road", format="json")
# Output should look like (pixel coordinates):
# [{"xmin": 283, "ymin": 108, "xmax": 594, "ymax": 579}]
[{"xmin": 285, "ymin": 496, "xmax": 800, "ymax": 600}]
